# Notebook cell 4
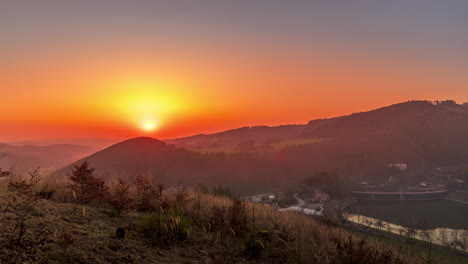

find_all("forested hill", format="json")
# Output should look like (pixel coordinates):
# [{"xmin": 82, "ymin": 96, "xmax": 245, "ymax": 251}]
[
  {"xmin": 168, "ymin": 100, "xmax": 468, "ymax": 157},
  {"xmin": 166, "ymin": 100, "xmax": 468, "ymax": 177},
  {"xmin": 54, "ymin": 101, "xmax": 468, "ymax": 192},
  {"xmin": 52, "ymin": 137, "xmax": 290, "ymax": 193}
]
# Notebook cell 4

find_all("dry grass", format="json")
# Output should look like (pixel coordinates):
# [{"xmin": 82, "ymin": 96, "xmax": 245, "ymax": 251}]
[
  {"xmin": 180, "ymin": 190, "xmax": 414, "ymax": 263},
  {"xmin": 0, "ymin": 174, "xmax": 421, "ymax": 264}
]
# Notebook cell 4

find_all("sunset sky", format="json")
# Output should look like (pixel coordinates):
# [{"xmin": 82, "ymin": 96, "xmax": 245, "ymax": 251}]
[{"xmin": 1, "ymin": 1, "xmax": 467, "ymax": 141}]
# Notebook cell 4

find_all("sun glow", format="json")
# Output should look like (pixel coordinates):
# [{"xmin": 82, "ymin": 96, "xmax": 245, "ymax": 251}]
[
  {"xmin": 142, "ymin": 121, "xmax": 157, "ymax": 131},
  {"xmin": 100, "ymin": 76, "xmax": 198, "ymax": 134}
]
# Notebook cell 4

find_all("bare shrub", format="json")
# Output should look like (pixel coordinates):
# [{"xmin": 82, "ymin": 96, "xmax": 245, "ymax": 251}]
[
  {"xmin": 4, "ymin": 169, "xmax": 42, "ymax": 246},
  {"xmin": 134, "ymin": 173, "xmax": 164, "ymax": 211},
  {"xmin": 170, "ymin": 186, "xmax": 189, "ymax": 211},
  {"xmin": 209, "ymin": 205, "xmax": 227, "ymax": 233},
  {"xmin": 107, "ymin": 179, "xmax": 132, "ymax": 215}
]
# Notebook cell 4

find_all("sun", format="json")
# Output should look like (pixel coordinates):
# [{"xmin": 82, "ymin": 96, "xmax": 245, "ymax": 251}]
[{"xmin": 142, "ymin": 121, "xmax": 157, "ymax": 131}]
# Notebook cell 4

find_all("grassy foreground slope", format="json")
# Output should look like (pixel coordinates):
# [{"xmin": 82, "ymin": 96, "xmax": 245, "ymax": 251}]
[{"xmin": 0, "ymin": 177, "xmax": 419, "ymax": 264}]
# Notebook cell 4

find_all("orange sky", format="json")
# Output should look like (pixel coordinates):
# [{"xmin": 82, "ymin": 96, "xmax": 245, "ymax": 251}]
[{"xmin": 1, "ymin": 2, "xmax": 467, "ymax": 141}]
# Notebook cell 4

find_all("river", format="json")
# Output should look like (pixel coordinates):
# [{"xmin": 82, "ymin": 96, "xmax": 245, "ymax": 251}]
[{"xmin": 343, "ymin": 199, "xmax": 468, "ymax": 251}]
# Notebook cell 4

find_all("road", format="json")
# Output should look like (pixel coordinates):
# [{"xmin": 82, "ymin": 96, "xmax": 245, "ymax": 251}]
[{"xmin": 293, "ymin": 193, "xmax": 306, "ymax": 207}]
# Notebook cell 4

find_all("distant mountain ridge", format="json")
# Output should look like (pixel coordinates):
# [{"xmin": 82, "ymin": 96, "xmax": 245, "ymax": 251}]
[
  {"xmin": 8, "ymin": 138, "xmax": 121, "ymax": 149},
  {"xmin": 167, "ymin": 100, "xmax": 468, "ymax": 153},
  {"xmin": 0, "ymin": 143, "xmax": 97, "ymax": 172}
]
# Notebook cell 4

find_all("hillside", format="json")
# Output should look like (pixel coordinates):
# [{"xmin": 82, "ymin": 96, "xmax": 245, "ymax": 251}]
[
  {"xmin": 281, "ymin": 100, "xmax": 468, "ymax": 178},
  {"xmin": 169, "ymin": 100, "xmax": 468, "ymax": 156},
  {"xmin": 54, "ymin": 137, "xmax": 298, "ymax": 194},
  {"xmin": 0, "ymin": 178, "xmax": 420, "ymax": 264},
  {"xmin": 167, "ymin": 100, "xmax": 468, "ymax": 180},
  {"xmin": 53, "ymin": 138, "xmax": 261, "ymax": 190},
  {"xmin": 52, "ymin": 101, "xmax": 468, "ymax": 193},
  {"xmin": 167, "ymin": 124, "xmax": 305, "ymax": 152},
  {"xmin": 53, "ymin": 137, "xmax": 200, "ymax": 182}
]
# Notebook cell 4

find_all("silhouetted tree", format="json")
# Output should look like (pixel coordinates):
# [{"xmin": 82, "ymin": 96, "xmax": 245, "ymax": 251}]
[{"xmin": 67, "ymin": 161, "xmax": 107, "ymax": 204}]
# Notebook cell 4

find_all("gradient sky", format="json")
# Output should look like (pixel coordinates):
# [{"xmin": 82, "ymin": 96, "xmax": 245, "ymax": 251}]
[{"xmin": 1, "ymin": 0, "xmax": 468, "ymax": 141}]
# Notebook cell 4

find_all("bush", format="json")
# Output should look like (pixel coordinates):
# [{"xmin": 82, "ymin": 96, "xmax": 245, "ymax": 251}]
[
  {"xmin": 107, "ymin": 179, "xmax": 132, "ymax": 215},
  {"xmin": 134, "ymin": 173, "xmax": 164, "ymax": 211},
  {"xmin": 172, "ymin": 186, "xmax": 189, "ymax": 211},
  {"xmin": 207, "ymin": 198, "xmax": 248, "ymax": 237},
  {"xmin": 4, "ymin": 169, "xmax": 42, "ymax": 246},
  {"xmin": 138, "ymin": 211, "xmax": 191, "ymax": 246},
  {"xmin": 209, "ymin": 205, "xmax": 227, "ymax": 232},
  {"xmin": 227, "ymin": 198, "xmax": 247, "ymax": 236},
  {"xmin": 243, "ymin": 229, "xmax": 270, "ymax": 259}
]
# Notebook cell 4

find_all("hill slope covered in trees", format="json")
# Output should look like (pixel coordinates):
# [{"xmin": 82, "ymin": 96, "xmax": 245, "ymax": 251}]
[{"xmin": 53, "ymin": 101, "xmax": 468, "ymax": 192}]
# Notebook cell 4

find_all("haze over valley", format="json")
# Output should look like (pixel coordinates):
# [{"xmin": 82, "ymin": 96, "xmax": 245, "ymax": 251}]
[{"xmin": 2, "ymin": 1, "xmax": 468, "ymax": 263}]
